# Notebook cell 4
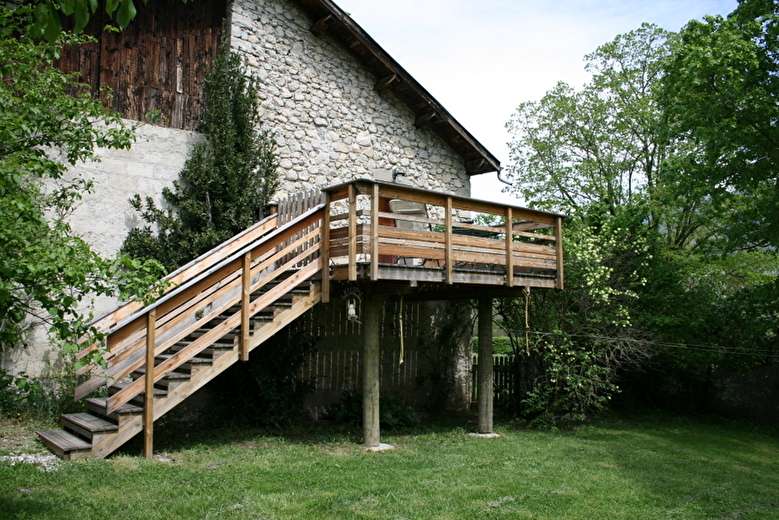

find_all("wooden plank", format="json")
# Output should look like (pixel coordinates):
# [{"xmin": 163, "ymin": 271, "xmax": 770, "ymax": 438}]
[
  {"xmin": 445, "ymin": 197, "xmax": 453, "ymax": 284},
  {"xmin": 348, "ymin": 183, "xmax": 357, "ymax": 281},
  {"xmin": 370, "ymin": 183, "xmax": 379, "ymax": 280},
  {"xmin": 241, "ymin": 252, "xmax": 250, "ymax": 362},
  {"xmin": 144, "ymin": 309, "xmax": 155, "ymax": 459},
  {"xmin": 322, "ymin": 191, "xmax": 331, "ymax": 302},
  {"xmin": 555, "ymin": 216, "xmax": 565, "ymax": 290},
  {"xmin": 506, "ymin": 207, "xmax": 514, "ymax": 288}
]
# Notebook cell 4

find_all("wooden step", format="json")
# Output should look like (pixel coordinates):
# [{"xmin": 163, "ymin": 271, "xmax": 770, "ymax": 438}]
[
  {"xmin": 61, "ymin": 413, "xmax": 118, "ymax": 443},
  {"xmin": 85, "ymin": 397, "xmax": 142, "ymax": 426},
  {"xmin": 131, "ymin": 368, "xmax": 191, "ymax": 390},
  {"xmin": 36, "ymin": 429, "xmax": 92, "ymax": 460}
]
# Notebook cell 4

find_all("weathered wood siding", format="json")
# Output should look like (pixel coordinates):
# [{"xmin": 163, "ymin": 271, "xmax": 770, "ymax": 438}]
[{"xmin": 56, "ymin": 0, "xmax": 226, "ymax": 130}]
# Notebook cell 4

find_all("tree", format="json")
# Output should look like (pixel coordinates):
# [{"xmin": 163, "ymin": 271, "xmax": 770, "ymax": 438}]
[
  {"xmin": 121, "ymin": 43, "xmax": 280, "ymax": 272},
  {"xmin": 504, "ymin": 18, "xmax": 779, "ymax": 420},
  {"xmin": 24, "ymin": 0, "xmax": 188, "ymax": 41},
  {"xmin": 0, "ymin": 6, "xmax": 163, "ymax": 359},
  {"xmin": 659, "ymin": 0, "xmax": 779, "ymax": 249}
]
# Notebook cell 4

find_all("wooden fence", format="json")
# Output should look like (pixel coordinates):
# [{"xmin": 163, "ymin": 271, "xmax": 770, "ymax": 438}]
[{"xmin": 471, "ymin": 354, "xmax": 516, "ymax": 404}]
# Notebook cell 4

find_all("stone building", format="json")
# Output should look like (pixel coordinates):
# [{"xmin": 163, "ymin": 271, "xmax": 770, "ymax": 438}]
[{"xmin": 4, "ymin": 0, "xmax": 502, "ymax": 414}]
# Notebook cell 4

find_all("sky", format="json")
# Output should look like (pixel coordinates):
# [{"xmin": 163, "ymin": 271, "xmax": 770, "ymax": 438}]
[{"xmin": 334, "ymin": 0, "xmax": 739, "ymax": 205}]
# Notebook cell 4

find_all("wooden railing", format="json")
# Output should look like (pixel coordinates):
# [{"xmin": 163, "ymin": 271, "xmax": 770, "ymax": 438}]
[
  {"xmin": 74, "ymin": 205, "xmax": 325, "ymax": 412},
  {"xmin": 320, "ymin": 179, "xmax": 564, "ymax": 298},
  {"xmin": 72, "ymin": 181, "xmax": 563, "ymax": 434}
]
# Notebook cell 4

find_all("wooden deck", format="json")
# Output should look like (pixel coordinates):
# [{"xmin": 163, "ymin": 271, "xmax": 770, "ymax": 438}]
[
  {"xmin": 37, "ymin": 181, "xmax": 564, "ymax": 459},
  {"xmin": 321, "ymin": 180, "xmax": 564, "ymax": 300}
]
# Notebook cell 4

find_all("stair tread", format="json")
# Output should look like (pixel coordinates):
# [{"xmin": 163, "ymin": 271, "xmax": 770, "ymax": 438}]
[
  {"xmin": 37, "ymin": 429, "xmax": 92, "ymax": 451},
  {"xmin": 111, "ymin": 381, "xmax": 167, "ymax": 394},
  {"xmin": 61, "ymin": 413, "xmax": 117, "ymax": 433},
  {"xmin": 132, "ymin": 368, "xmax": 190, "ymax": 379},
  {"xmin": 156, "ymin": 353, "xmax": 212, "ymax": 364},
  {"xmin": 85, "ymin": 397, "xmax": 143, "ymax": 414}
]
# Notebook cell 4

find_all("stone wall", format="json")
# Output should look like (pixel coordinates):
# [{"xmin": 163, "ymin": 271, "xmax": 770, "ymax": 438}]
[
  {"xmin": 4, "ymin": 0, "xmax": 474, "ymax": 390},
  {"xmin": 230, "ymin": 0, "xmax": 471, "ymax": 198}
]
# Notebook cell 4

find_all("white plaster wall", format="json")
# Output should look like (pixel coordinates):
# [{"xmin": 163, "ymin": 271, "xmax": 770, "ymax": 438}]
[{"xmin": 0, "ymin": 124, "xmax": 203, "ymax": 377}]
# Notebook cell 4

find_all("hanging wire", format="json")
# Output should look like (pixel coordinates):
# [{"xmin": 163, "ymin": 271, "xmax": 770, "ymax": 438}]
[
  {"xmin": 398, "ymin": 295, "xmax": 405, "ymax": 365},
  {"xmin": 523, "ymin": 287, "xmax": 531, "ymax": 356},
  {"xmin": 504, "ymin": 330, "xmax": 779, "ymax": 359}
]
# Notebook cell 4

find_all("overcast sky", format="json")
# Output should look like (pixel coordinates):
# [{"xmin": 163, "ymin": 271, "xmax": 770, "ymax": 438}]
[{"xmin": 334, "ymin": 0, "xmax": 739, "ymax": 204}]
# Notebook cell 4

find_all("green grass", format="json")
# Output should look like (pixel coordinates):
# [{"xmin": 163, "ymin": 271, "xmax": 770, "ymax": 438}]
[{"xmin": 1, "ymin": 414, "xmax": 777, "ymax": 519}]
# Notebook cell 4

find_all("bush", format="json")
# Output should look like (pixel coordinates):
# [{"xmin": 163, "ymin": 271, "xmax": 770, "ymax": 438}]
[{"xmin": 327, "ymin": 391, "xmax": 420, "ymax": 429}]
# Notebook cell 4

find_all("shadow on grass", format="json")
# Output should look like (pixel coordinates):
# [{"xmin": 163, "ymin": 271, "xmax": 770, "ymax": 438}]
[{"xmin": 111, "ymin": 410, "xmax": 481, "ymax": 458}]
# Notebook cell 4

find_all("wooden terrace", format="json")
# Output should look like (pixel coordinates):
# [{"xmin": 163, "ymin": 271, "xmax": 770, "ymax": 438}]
[
  {"xmin": 320, "ymin": 179, "xmax": 564, "ymax": 301},
  {"xmin": 37, "ymin": 180, "xmax": 564, "ymax": 459}
]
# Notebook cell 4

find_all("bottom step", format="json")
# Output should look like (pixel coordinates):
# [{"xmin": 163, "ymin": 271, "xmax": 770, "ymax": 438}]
[{"xmin": 36, "ymin": 429, "xmax": 92, "ymax": 460}]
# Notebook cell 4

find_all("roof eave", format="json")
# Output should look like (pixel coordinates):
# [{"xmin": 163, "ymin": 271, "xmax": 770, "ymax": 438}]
[{"xmin": 290, "ymin": 0, "xmax": 500, "ymax": 175}]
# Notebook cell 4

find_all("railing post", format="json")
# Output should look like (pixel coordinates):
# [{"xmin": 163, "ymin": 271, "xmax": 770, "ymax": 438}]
[
  {"xmin": 445, "ymin": 196, "xmax": 453, "ymax": 284},
  {"xmin": 505, "ymin": 207, "xmax": 514, "ymax": 287},
  {"xmin": 348, "ymin": 183, "xmax": 357, "ymax": 281},
  {"xmin": 241, "ymin": 252, "xmax": 251, "ymax": 361},
  {"xmin": 370, "ymin": 182, "xmax": 379, "ymax": 281},
  {"xmin": 322, "ymin": 192, "xmax": 331, "ymax": 303},
  {"xmin": 555, "ymin": 215, "xmax": 565, "ymax": 290},
  {"xmin": 143, "ymin": 308, "xmax": 156, "ymax": 459}
]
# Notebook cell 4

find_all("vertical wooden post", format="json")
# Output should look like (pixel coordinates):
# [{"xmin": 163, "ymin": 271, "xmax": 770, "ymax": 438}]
[
  {"xmin": 362, "ymin": 291, "xmax": 381, "ymax": 448},
  {"xmin": 322, "ymin": 192, "xmax": 331, "ymax": 303},
  {"xmin": 144, "ymin": 308, "xmax": 156, "ymax": 459},
  {"xmin": 348, "ymin": 183, "xmax": 357, "ymax": 281},
  {"xmin": 555, "ymin": 216, "xmax": 565, "ymax": 290},
  {"xmin": 505, "ymin": 207, "xmax": 514, "ymax": 287},
  {"xmin": 477, "ymin": 297, "xmax": 494, "ymax": 434},
  {"xmin": 370, "ymin": 183, "xmax": 379, "ymax": 281},
  {"xmin": 241, "ymin": 252, "xmax": 251, "ymax": 361},
  {"xmin": 445, "ymin": 196, "xmax": 453, "ymax": 284}
]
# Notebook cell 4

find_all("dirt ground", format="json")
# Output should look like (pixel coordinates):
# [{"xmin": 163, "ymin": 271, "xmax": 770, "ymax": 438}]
[{"xmin": 0, "ymin": 418, "xmax": 46, "ymax": 454}]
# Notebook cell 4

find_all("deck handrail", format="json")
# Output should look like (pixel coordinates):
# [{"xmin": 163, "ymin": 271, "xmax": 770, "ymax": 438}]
[
  {"xmin": 321, "ymin": 179, "xmax": 565, "ymax": 297},
  {"xmin": 74, "ymin": 205, "xmax": 325, "ymax": 410}
]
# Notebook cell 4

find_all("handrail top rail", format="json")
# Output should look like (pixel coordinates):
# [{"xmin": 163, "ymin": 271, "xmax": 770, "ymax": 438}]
[
  {"xmin": 321, "ymin": 178, "xmax": 567, "ymax": 220},
  {"xmin": 105, "ymin": 203, "xmax": 326, "ymax": 336},
  {"xmin": 86, "ymin": 212, "xmax": 279, "ymax": 330}
]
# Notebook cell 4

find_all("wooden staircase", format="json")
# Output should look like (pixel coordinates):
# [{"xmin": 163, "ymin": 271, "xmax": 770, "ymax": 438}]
[{"xmin": 38, "ymin": 200, "xmax": 326, "ymax": 459}]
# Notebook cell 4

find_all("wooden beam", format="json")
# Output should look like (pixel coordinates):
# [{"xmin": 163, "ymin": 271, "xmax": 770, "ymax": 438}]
[
  {"xmin": 240, "ymin": 252, "xmax": 251, "ymax": 362},
  {"xmin": 310, "ymin": 14, "xmax": 335, "ymax": 35},
  {"xmin": 477, "ymin": 297, "xmax": 494, "ymax": 434},
  {"xmin": 445, "ymin": 197, "xmax": 453, "ymax": 284},
  {"xmin": 414, "ymin": 111, "xmax": 438, "ymax": 129},
  {"xmin": 375, "ymin": 73, "xmax": 398, "ymax": 93},
  {"xmin": 363, "ymin": 293, "xmax": 381, "ymax": 447},
  {"xmin": 370, "ymin": 183, "xmax": 379, "ymax": 281},
  {"xmin": 348, "ymin": 183, "xmax": 357, "ymax": 281},
  {"xmin": 555, "ymin": 216, "xmax": 565, "ymax": 290},
  {"xmin": 505, "ymin": 207, "xmax": 514, "ymax": 288},
  {"xmin": 322, "ymin": 191, "xmax": 331, "ymax": 303},
  {"xmin": 143, "ymin": 309, "xmax": 156, "ymax": 459}
]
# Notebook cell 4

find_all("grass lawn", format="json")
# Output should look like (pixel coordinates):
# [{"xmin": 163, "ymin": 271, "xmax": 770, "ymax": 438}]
[{"xmin": 0, "ymin": 413, "xmax": 777, "ymax": 519}]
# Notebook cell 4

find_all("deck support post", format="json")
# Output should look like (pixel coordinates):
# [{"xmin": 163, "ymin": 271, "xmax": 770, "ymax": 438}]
[
  {"xmin": 362, "ymin": 290, "xmax": 382, "ymax": 448},
  {"xmin": 144, "ymin": 308, "xmax": 156, "ymax": 459},
  {"xmin": 477, "ymin": 297, "xmax": 494, "ymax": 434}
]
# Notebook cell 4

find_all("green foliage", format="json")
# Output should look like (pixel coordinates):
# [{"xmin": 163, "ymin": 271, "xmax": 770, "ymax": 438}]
[
  {"xmin": 0, "ymin": 8, "xmax": 165, "ymax": 365},
  {"xmin": 471, "ymin": 336, "xmax": 512, "ymax": 354},
  {"xmin": 659, "ymin": 0, "xmax": 779, "ymax": 249},
  {"xmin": 496, "ymin": 216, "xmax": 651, "ymax": 423},
  {"xmin": 327, "ymin": 391, "xmax": 420, "ymax": 429},
  {"xmin": 206, "ymin": 325, "xmax": 317, "ymax": 429},
  {"xmin": 21, "ymin": 0, "xmax": 189, "ymax": 41},
  {"xmin": 505, "ymin": 9, "xmax": 779, "ymax": 419},
  {"xmin": 122, "ymin": 42, "xmax": 279, "ymax": 272}
]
